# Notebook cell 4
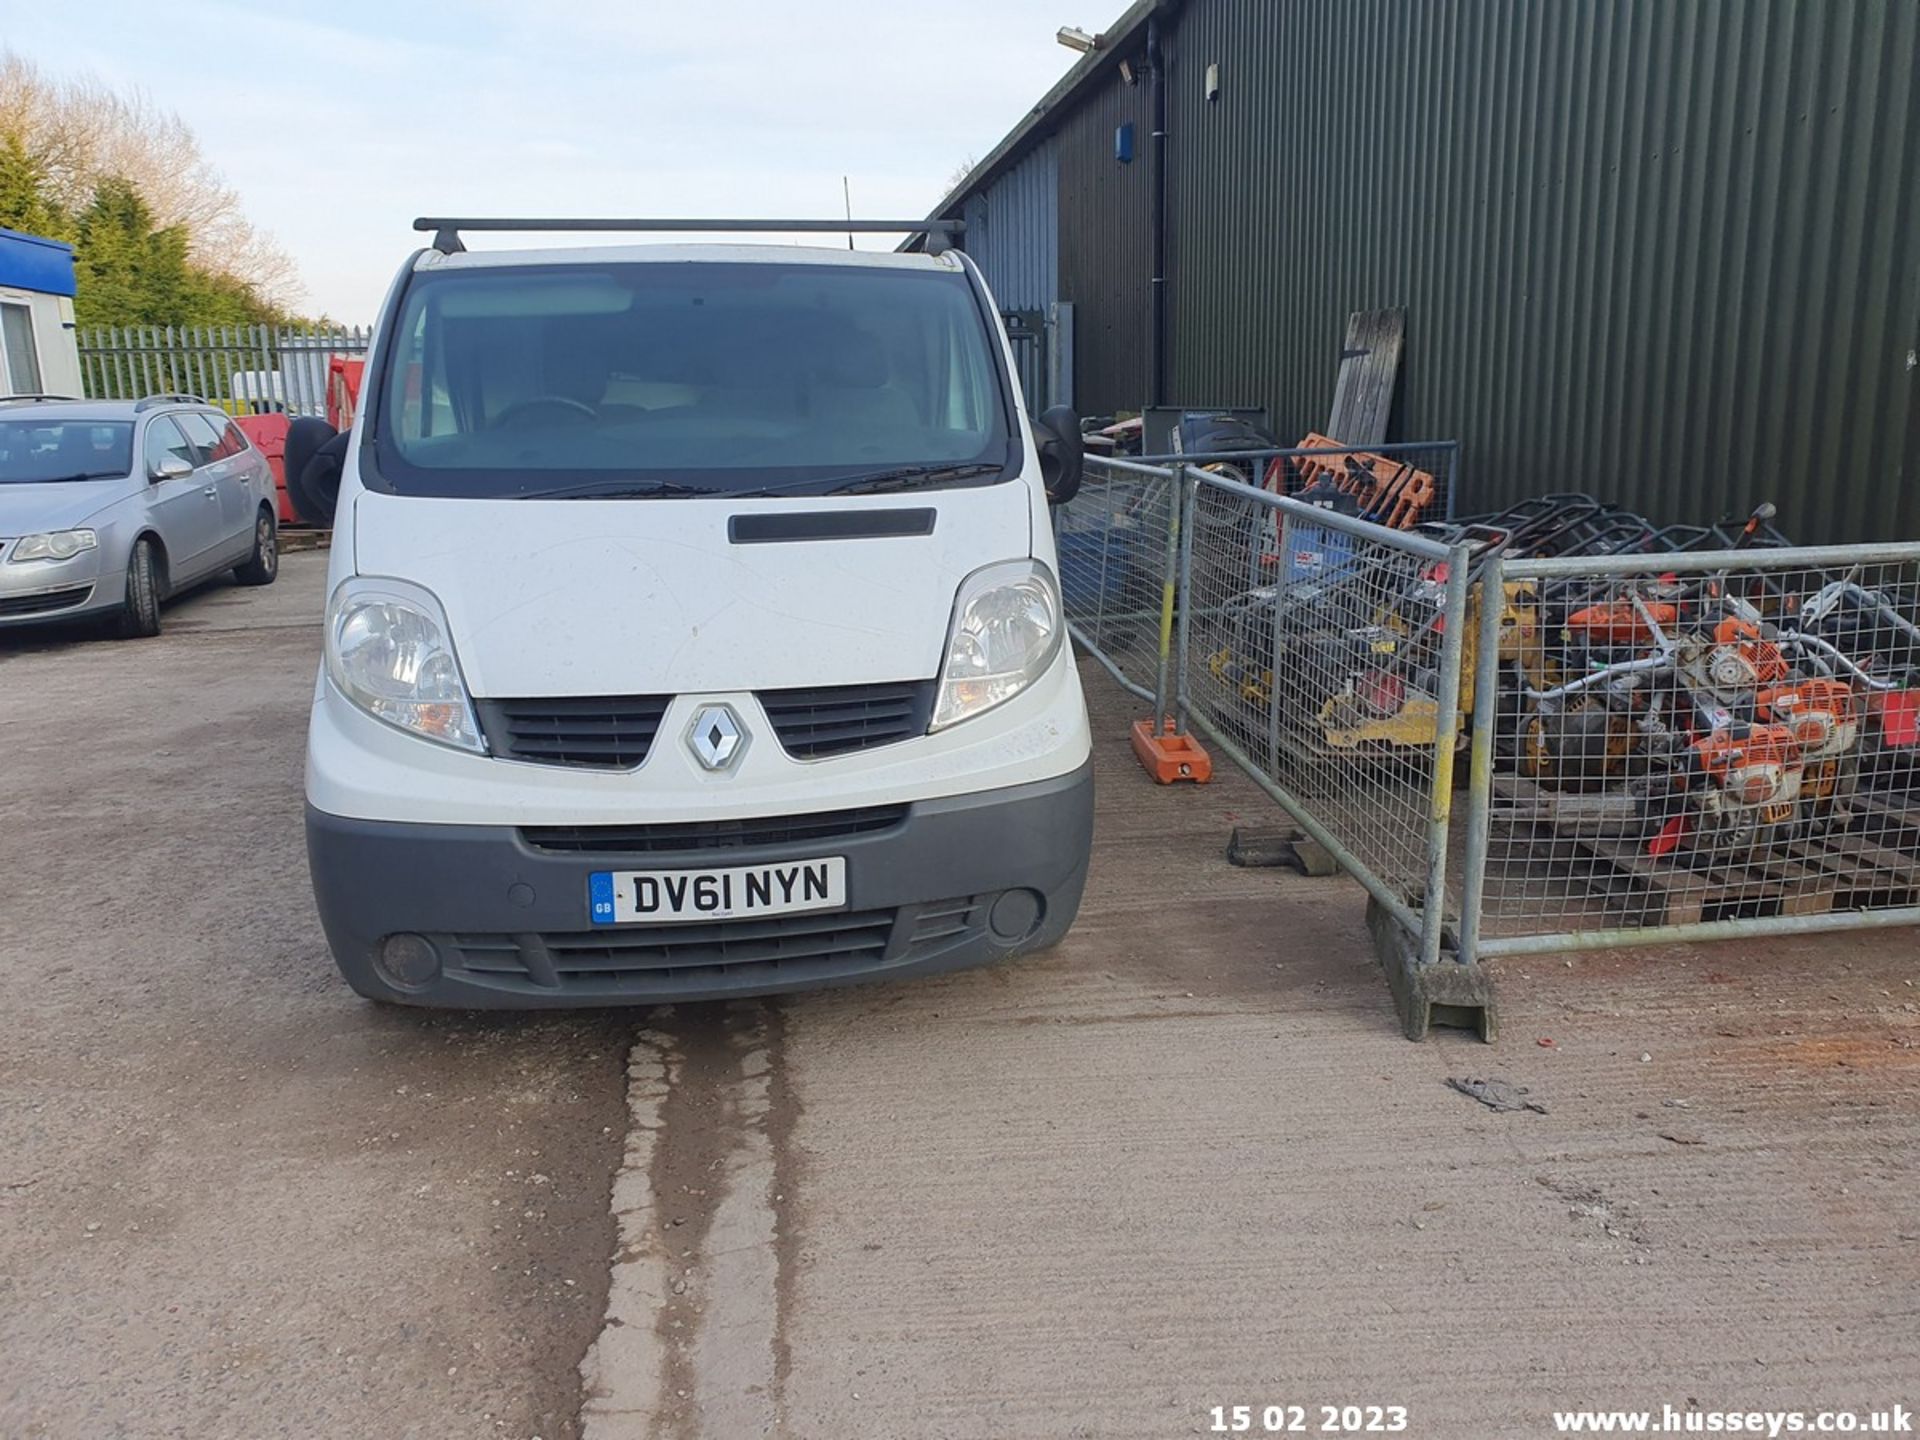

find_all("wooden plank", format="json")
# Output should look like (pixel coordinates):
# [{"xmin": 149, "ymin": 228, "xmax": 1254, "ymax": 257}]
[
  {"xmin": 1727, "ymin": 845, "xmax": 1842, "ymax": 917},
  {"xmin": 1785, "ymin": 826, "xmax": 1920, "ymax": 900},
  {"xmin": 1835, "ymin": 830, "xmax": 1920, "ymax": 884},
  {"xmin": 1493, "ymin": 772, "xmax": 1920, "ymax": 925},
  {"xmin": 1852, "ymin": 792, "xmax": 1920, "ymax": 856},
  {"xmin": 1325, "ymin": 307, "xmax": 1406, "ymax": 447},
  {"xmin": 1501, "ymin": 783, "xmax": 1808, "ymax": 924}
]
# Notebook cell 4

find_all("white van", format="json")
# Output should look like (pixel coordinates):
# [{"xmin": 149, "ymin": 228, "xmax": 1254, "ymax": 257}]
[{"xmin": 303, "ymin": 220, "xmax": 1094, "ymax": 1007}]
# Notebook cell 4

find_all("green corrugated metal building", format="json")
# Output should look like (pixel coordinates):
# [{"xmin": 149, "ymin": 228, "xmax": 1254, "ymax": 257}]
[{"xmin": 933, "ymin": 0, "xmax": 1920, "ymax": 543}]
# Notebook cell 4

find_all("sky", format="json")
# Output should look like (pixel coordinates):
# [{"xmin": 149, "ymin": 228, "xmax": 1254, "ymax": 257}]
[{"xmin": 1, "ymin": 0, "xmax": 1089, "ymax": 318}]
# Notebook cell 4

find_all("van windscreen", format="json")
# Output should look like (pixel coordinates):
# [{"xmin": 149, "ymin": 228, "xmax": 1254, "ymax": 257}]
[{"xmin": 371, "ymin": 261, "xmax": 1014, "ymax": 499}]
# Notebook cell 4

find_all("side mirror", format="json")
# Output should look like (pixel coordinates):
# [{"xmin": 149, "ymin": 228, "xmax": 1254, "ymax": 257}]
[
  {"xmin": 288, "ymin": 429, "xmax": 349, "ymax": 528},
  {"xmin": 150, "ymin": 455, "xmax": 193, "ymax": 482},
  {"xmin": 283, "ymin": 417, "xmax": 345, "ymax": 527},
  {"xmin": 1033, "ymin": 405, "xmax": 1084, "ymax": 505}
]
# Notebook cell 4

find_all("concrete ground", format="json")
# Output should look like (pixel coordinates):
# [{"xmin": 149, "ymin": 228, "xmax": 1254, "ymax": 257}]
[
  {"xmin": 3, "ymin": 553, "xmax": 1915, "ymax": 1440},
  {"xmin": 0, "ymin": 558, "xmax": 629, "ymax": 1440}
]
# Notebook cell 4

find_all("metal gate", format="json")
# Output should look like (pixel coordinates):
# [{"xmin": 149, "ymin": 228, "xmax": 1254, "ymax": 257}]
[
  {"xmin": 1001, "ymin": 309, "xmax": 1048, "ymax": 415},
  {"xmin": 1000, "ymin": 303, "xmax": 1075, "ymax": 416}
]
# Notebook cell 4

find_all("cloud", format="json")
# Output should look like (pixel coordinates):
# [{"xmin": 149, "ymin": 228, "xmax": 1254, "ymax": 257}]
[{"xmin": 3, "ymin": 0, "xmax": 1081, "ymax": 316}]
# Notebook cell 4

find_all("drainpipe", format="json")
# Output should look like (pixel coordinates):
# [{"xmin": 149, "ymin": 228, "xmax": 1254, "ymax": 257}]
[{"xmin": 1146, "ymin": 11, "xmax": 1169, "ymax": 411}]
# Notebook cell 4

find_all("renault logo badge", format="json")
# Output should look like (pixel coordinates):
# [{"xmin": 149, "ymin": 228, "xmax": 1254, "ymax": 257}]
[{"xmin": 687, "ymin": 703, "xmax": 747, "ymax": 771}]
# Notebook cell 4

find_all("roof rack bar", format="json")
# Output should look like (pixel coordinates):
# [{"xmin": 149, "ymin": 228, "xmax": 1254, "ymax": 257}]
[
  {"xmin": 0, "ymin": 393, "xmax": 82, "ymax": 404},
  {"xmin": 413, "ymin": 216, "xmax": 966, "ymax": 256},
  {"xmin": 133, "ymin": 393, "xmax": 206, "ymax": 412}
]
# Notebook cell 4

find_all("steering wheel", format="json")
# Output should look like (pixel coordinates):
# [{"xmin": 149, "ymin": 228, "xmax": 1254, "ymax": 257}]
[{"xmin": 491, "ymin": 395, "xmax": 599, "ymax": 429}]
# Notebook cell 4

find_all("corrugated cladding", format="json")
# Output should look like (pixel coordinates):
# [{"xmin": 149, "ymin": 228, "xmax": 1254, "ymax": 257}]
[
  {"xmin": 961, "ymin": 142, "xmax": 1060, "ymax": 313},
  {"xmin": 1056, "ymin": 73, "xmax": 1154, "ymax": 418},
  {"xmin": 1161, "ymin": 0, "xmax": 1920, "ymax": 542},
  {"xmin": 979, "ymin": 0, "xmax": 1920, "ymax": 543}
]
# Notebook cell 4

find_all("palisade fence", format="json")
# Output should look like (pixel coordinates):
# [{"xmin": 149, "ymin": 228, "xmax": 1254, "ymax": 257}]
[
  {"xmin": 1059, "ymin": 454, "xmax": 1920, "ymax": 1043},
  {"xmin": 76, "ymin": 325, "xmax": 372, "ymax": 417}
]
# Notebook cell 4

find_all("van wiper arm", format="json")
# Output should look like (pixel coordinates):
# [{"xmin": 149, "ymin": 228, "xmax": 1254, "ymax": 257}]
[
  {"xmin": 821, "ymin": 463, "xmax": 1004, "ymax": 496},
  {"xmin": 515, "ymin": 480, "xmax": 708, "ymax": 500},
  {"xmin": 727, "ymin": 464, "xmax": 1003, "ymax": 500}
]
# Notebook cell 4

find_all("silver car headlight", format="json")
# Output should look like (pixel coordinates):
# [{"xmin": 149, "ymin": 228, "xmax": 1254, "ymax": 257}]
[
  {"xmin": 9, "ymin": 528, "xmax": 97, "ymax": 562},
  {"xmin": 325, "ymin": 576, "xmax": 483, "ymax": 752},
  {"xmin": 930, "ymin": 559, "xmax": 1063, "ymax": 731}
]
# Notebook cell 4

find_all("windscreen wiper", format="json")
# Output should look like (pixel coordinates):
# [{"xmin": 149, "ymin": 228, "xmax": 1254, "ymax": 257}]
[
  {"xmin": 728, "ymin": 463, "xmax": 1005, "ymax": 500},
  {"xmin": 515, "ymin": 480, "xmax": 708, "ymax": 500},
  {"xmin": 823, "ymin": 462, "xmax": 1003, "ymax": 496},
  {"xmin": 22, "ymin": 471, "xmax": 122, "ymax": 483}
]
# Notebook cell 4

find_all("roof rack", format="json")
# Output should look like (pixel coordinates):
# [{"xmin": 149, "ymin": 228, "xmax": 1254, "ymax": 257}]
[
  {"xmin": 412, "ymin": 216, "xmax": 967, "ymax": 258},
  {"xmin": 133, "ymin": 393, "xmax": 207, "ymax": 412},
  {"xmin": 0, "ymin": 392, "xmax": 83, "ymax": 404}
]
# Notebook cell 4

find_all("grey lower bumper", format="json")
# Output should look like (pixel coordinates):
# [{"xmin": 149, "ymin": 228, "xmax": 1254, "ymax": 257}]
[
  {"xmin": 305, "ymin": 760, "xmax": 1094, "ymax": 1009},
  {"xmin": 0, "ymin": 582, "xmax": 115, "ymax": 627}
]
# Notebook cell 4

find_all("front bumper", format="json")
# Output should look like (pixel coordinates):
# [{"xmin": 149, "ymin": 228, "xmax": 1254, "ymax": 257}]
[
  {"xmin": 306, "ymin": 759, "xmax": 1094, "ymax": 1008},
  {"xmin": 0, "ymin": 550, "xmax": 118, "ymax": 626}
]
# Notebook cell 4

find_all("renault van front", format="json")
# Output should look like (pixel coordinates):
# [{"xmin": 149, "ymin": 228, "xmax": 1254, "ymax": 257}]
[{"xmin": 304, "ymin": 227, "xmax": 1093, "ymax": 1007}]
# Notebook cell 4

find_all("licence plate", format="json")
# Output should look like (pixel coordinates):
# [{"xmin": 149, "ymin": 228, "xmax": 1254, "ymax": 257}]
[{"xmin": 588, "ymin": 856, "xmax": 847, "ymax": 926}]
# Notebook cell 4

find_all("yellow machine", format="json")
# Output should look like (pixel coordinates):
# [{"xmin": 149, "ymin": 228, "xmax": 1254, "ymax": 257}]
[{"xmin": 1205, "ymin": 576, "xmax": 1544, "ymax": 754}]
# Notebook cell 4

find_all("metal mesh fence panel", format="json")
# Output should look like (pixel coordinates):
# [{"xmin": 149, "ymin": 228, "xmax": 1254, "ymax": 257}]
[
  {"xmin": 1178, "ymin": 468, "xmax": 1468, "ymax": 915},
  {"xmin": 1465, "ymin": 544, "xmax": 1920, "ymax": 947},
  {"xmin": 1057, "ymin": 457, "xmax": 1178, "ymax": 705}
]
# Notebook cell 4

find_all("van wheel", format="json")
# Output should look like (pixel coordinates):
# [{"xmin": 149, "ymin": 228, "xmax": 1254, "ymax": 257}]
[
  {"xmin": 117, "ymin": 537, "xmax": 163, "ymax": 638},
  {"xmin": 234, "ymin": 508, "xmax": 278, "ymax": 586}
]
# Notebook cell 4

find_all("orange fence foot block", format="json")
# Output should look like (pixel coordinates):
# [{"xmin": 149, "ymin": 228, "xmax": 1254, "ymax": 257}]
[{"xmin": 1130, "ymin": 719, "xmax": 1213, "ymax": 785}]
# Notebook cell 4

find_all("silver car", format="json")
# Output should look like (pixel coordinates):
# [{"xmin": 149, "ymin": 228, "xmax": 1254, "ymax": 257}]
[{"xmin": 0, "ymin": 393, "xmax": 279, "ymax": 636}]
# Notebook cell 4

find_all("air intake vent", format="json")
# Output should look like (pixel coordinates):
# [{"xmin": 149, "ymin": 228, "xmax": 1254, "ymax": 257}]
[
  {"xmin": 0, "ymin": 584, "xmax": 93, "ymax": 617},
  {"xmin": 447, "ymin": 908, "xmax": 897, "ymax": 984},
  {"xmin": 758, "ymin": 680, "xmax": 935, "ymax": 760},
  {"xmin": 475, "ymin": 694, "xmax": 671, "ymax": 769},
  {"xmin": 520, "ymin": 804, "xmax": 909, "ymax": 855}
]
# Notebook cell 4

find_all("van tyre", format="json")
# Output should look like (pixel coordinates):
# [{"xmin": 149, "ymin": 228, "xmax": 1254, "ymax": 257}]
[
  {"xmin": 117, "ymin": 537, "xmax": 162, "ymax": 638},
  {"xmin": 234, "ymin": 507, "xmax": 279, "ymax": 586}
]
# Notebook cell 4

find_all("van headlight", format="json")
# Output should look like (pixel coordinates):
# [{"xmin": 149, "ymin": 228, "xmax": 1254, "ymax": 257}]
[
  {"xmin": 325, "ymin": 576, "xmax": 484, "ymax": 752},
  {"xmin": 930, "ymin": 559, "xmax": 1063, "ymax": 731}
]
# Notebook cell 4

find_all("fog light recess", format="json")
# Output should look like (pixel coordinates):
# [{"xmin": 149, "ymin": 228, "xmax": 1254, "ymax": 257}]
[
  {"xmin": 987, "ymin": 889, "xmax": 1045, "ymax": 943},
  {"xmin": 376, "ymin": 933, "xmax": 443, "ymax": 990}
]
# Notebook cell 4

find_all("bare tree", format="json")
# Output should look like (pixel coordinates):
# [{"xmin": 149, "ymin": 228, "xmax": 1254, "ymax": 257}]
[
  {"xmin": 945, "ymin": 154, "xmax": 979, "ymax": 194},
  {"xmin": 0, "ymin": 50, "xmax": 303, "ymax": 309}
]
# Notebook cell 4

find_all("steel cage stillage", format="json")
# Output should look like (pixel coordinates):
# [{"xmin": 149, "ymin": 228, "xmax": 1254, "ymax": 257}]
[{"xmin": 1456, "ymin": 539, "xmax": 1920, "ymax": 966}]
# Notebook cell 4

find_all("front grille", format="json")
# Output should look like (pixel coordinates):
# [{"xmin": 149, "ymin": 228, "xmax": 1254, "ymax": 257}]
[
  {"xmin": 440, "ymin": 894, "xmax": 988, "ymax": 994},
  {"xmin": 758, "ymin": 679, "xmax": 935, "ymax": 759},
  {"xmin": 0, "ymin": 584, "xmax": 93, "ymax": 617},
  {"xmin": 475, "ymin": 694, "xmax": 670, "ymax": 769},
  {"xmin": 520, "ymin": 803, "xmax": 909, "ymax": 855},
  {"xmin": 448, "ymin": 907, "xmax": 897, "ymax": 984}
]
